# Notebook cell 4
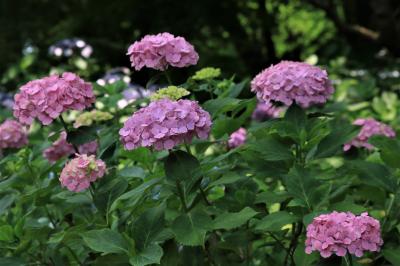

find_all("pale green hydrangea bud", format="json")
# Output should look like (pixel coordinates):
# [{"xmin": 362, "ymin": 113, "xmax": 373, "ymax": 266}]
[
  {"xmin": 74, "ymin": 110, "xmax": 113, "ymax": 128},
  {"xmin": 150, "ymin": 86, "xmax": 190, "ymax": 101},
  {"xmin": 192, "ymin": 67, "xmax": 221, "ymax": 80}
]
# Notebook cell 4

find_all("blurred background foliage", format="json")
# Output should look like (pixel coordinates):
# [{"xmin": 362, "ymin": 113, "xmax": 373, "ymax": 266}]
[{"xmin": 0, "ymin": 0, "xmax": 399, "ymax": 93}]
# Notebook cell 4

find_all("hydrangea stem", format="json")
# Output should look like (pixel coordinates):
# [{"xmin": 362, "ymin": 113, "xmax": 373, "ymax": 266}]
[
  {"xmin": 164, "ymin": 71, "xmax": 173, "ymax": 85},
  {"xmin": 344, "ymin": 253, "xmax": 353, "ymax": 266},
  {"xmin": 176, "ymin": 179, "xmax": 188, "ymax": 212},
  {"xmin": 59, "ymin": 116, "xmax": 79, "ymax": 154}
]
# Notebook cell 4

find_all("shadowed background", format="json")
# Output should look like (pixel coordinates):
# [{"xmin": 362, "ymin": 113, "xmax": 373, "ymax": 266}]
[{"xmin": 1, "ymin": 0, "xmax": 399, "ymax": 89}]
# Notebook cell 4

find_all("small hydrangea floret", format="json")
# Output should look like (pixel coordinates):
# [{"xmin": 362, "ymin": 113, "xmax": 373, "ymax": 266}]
[
  {"xmin": 59, "ymin": 154, "xmax": 106, "ymax": 192},
  {"xmin": 344, "ymin": 118, "xmax": 395, "ymax": 151},
  {"xmin": 150, "ymin": 86, "xmax": 190, "ymax": 101},
  {"xmin": 228, "ymin": 127, "xmax": 247, "ymax": 149},
  {"xmin": 305, "ymin": 212, "xmax": 383, "ymax": 258},
  {"xmin": 127, "ymin": 32, "xmax": 199, "ymax": 71},
  {"xmin": 192, "ymin": 67, "xmax": 221, "ymax": 80},
  {"xmin": 0, "ymin": 120, "xmax": 28, "ymax": 150},
  {"xmin": 13, "ymin": 72, "xmax": 95, "ymax": 125},
  {"xmin": 251, "ymin": 61, "xmax": 334, "ymax": 108},
  {"xmin": 119, "ymin": 98, "xmax": 211, "ymax": 151}
]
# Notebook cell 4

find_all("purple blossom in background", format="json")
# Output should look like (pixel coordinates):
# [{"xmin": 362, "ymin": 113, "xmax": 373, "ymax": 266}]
[
  {"xmin": 251, "ymin": 61, "xmax": 334, "ymax": 108},
  {"xmin": 43, "ymin": 131, "xmax": 98, "ymax": 163},
  {"xmin": 127, "ymin": 32, "xmax": 199, "ymax": 71},
  {"xmin": 119, "ymin": 98, "xmax": 212, "ymax": 151},
  {"xmin": 252, "ymin": 101, "xmax": 282, "ymax": 122},
  {"xmin": 228, "ymin": 128, "xmax": 247, "ymax": 149},
  {"xmin": 0, "ymin": 119, "xmax": 28, "ymax": 150},
  {"xmin": 344, "ymin": 118, "xmax": 395, "ymax": 151}
]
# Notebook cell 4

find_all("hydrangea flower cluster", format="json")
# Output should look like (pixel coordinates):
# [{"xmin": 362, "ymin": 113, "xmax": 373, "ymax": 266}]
[
  {"xmin": 251, "ymin": 61, "xmax": 334, "ymax": 108},
  {"xmin": 13, "ymin": 72, "xmax": 95, "ymax": 125},
  {"xmin": 192, "ymin": 67, "xmax": 221, "ymax": 80},
  {"xmin": 252, "ymin": 101, "xmax": 282, "ymax": 121},
  {"xmin": 73, "ymin": 110, "xmax": 113, "ymax": 128},
  {"xmin": 305, "ymin": 212, "xmax": 383, "ymax": 258},
  {"xmin": 119, "ymin": 98, "xmax": 211, "ymax": 151},
  {"xmin": 344, "ymin": 118, "xmax": 396, "ymax": 151},
  {"xmin": 59, "ymin": 154, "xmax": 106, "ymax": 192},
  {"xmin": 127, "ymin": 32, "xmax": 199, "ymax": 71},
  {"xmin": 0, "ymin": 120, "xmax": 28, "ymax": 150},
  {"xmin": 150, "ymin": 86, "xmax": 190, "ymax": 101},
  {"xmin": 228, "ymin": 128, "xmax": 247, "ymax": 149},
  {"xmin": 43, "ymin": 132, "xmax": 98, "ymax": 162}
]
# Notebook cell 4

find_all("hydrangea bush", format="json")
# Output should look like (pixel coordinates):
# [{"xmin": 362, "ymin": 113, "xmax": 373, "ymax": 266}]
[{"xmin": 2, "ymin": 32, "xmax": 400, "ymax": 266}]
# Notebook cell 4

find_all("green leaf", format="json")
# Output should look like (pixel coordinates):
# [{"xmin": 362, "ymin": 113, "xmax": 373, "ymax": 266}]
[
  {"xmin": 283, "ymin": 167, "xmax": 321, "ymax": 210},
  {"xmin": 209, "ymin": 172, "xmax": 244, "ymax": 187},
  {"xmin": 119, "ymin": 166, "xmax": 146, "ymax": 179},
  {"xmin": 313, "ymin": 119, "xmax": 356, "ymax": 159},
  {"xmin": 0, "ymin": 225, "xmax": 14, "ymax": 241},
  {"xmin": 247, "ymin": 136, "xmax": 293, "ymax": 161},
  {"xmin": 94, "ymin": 178, "xmax": 128, "ymax": 215},
  {"xmin": 164, "ymin": 151, "xmax": 201, "ymax": 182},
  {"xmin": 331, "ymin": 201, "xmax": 367, "ymax": 214},
  {"xmin": 0, "ymin": 257, "xmax": 25, "ymax": 266},
  {"xmin": 369, "ymin": 136, "xmax": 400, "ymax": 168},
  {"xmin": 132, "ymin": 204, "xmax": 165, "ymax": 251},
  {"xmin": 255, "ymin": 191, "xmax": 290, "ymax": 204},
  {"xmin": 294, "ymin": 243, "xmax": 318, "ymax": 266},
  {"xmin": 0, "ymin": 194, "xmax": 15, "ymax": 215},
  {"xmin": 255, "ymin": 211, "xmax": 298, "ymax": 231},
  {"xmin": 213, "ymin": 207, "xmax": 258, "ymax": 230},
  {"xmin": 111, "ymin": 178, "xmax": 160, "ymax": 212},
  {"xmin": 66, "ymin": 125, "xmax": 98, "ymax": 145},
  {"xmin": 82, "ymin": 229, "xmax": 129, "ymax": 255},
  {"xmin": 129, "ymin": 243, "xmax": 163, "ymax": 266},
  {"xmin": 171, "ymin": 209, "xmax": 212, "ymax": 246},
  {"xmin": 349, "ymin": 160, "xmax": 397, "ymax": 192},
  {"xmin": 284, "ymin": 104, "xmax": 306, "ymax": 132},
  {"xmin": 383, "ymin": 248, "xmax": 400, "ymax": 265}
]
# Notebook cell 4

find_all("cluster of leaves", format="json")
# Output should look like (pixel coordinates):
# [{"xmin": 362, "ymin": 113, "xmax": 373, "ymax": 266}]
[{"xmin": 1, "ymin": 67, "xmax": 400, "ymax": 266}]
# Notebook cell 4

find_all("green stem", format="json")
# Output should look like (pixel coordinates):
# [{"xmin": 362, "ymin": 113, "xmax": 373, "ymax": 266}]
[
  {"xmin": 200, "ymin": 187, "xmax": 211, "ymax": 206},
  {"xmin": 65, "ymin": 245, "xmax": 83, "ymax": 266},
  {"xmin": 59, "ymin": 116, "xmax": 79, "ymax": 154},
  {"xmin": 164, "ymin": 71, "xmax": 173, "ymax": 85},
  {"xmin": 344, "ymin": 253, "xmax": 353, "ymax": 266},
  {"xmin": 176, "ymin": 180, "xmax": 188, "ymax": 212},
  {"xmin": 44, "ymin": 205, "xmax": 57, "ymax": 228},
  {"xmin": 184, "ymin": 143, "xmax": 192, "ymax": 155}
]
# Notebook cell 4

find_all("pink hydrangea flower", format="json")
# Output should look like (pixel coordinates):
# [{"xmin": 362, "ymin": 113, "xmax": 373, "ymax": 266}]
[
  {"xmin": 43, "ymin": 131, "xmax": 98, "ymax": 162},
  {"xmin": 13, "ymin": 72, "xmax": 95, "ymax": 125},
  {"xmin": 252, "ymin": 101, "xmax": 282, "ymax": 121},
  {"xmin": 251, "ymin": 61, "xmax": 334, "ymax": 108},
  {"xmin": 119, "ymin": 98, "xmax": 211, "ymax": 151},
  {"xmin": 305, "ymin": 212, "xmax": 383, "ymax": 258},
  {"xmin": 344, "ymin": 118, "xmax": 395, "ymax": 151},
  {"xmin": 228, "ymin": 128, "xmax": 247, "ymax": 149},
  {"xmin": 127, "ymin": 32, "xmax": 199, "ymax": 71},
  {"xmin": 59, "ymin": 154, "xmax": 106, "ymax": 192},
  {"xmin": 0, "ymin": 120, "xmax": 28, "ymax": 149}
]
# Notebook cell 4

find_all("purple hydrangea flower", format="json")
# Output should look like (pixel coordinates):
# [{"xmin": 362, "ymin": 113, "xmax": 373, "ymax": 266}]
[
  {"xmin": 119, "ymin": 98, "xmax": 211, "ymax": 151},
  {"xmin": 305, "ymin": 212, "xmax": 383, "ymax": 258},
  {"xmin": 344, "ymin": 118, "xmax": 395, "ymax": 151},
  {"xmin": 127, "ymin": 32, "xmax": 199, "ymax": 71},
  {"xmin": 251, "ymin": 61, "xmax": 334, "ymax": 108}
]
